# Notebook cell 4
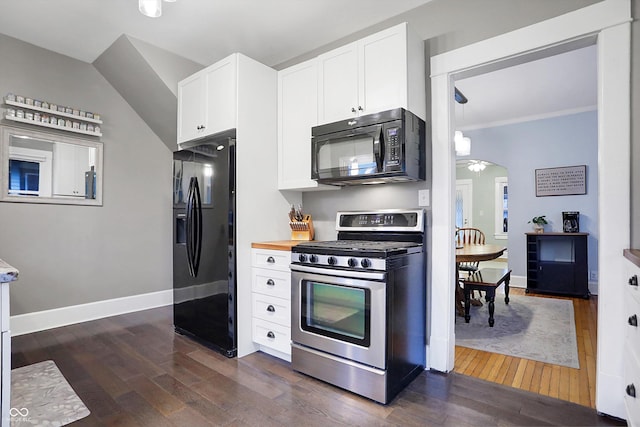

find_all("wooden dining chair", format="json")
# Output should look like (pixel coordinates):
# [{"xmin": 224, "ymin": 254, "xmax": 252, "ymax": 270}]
[
  {"xmin": 455, "ymin": 227, "xmax": 486, "ymax": 277},
  {"xmin": 456, "ymin": 227, "xmax": 487, "ymax": 303}
]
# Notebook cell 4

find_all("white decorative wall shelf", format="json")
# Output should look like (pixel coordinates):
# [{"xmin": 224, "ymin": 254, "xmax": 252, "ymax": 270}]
[{"xmin": 3, "ymin": 95, "xmax": 103, "ymax": 137}]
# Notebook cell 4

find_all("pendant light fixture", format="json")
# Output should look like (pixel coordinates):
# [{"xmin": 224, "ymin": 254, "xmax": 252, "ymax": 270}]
[
  {"xmin": 454, "ymin": 131, "xmax": 471, "ymax": 156},
  {"xmin": 139, "ymin": 0, "xmax": 176, "ymax": 18}
]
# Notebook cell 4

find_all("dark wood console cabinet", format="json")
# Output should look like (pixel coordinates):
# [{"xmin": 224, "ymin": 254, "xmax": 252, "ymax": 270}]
[{"xmin": 526, "ymin": 232, "xmax": 589, "ymax": 298}]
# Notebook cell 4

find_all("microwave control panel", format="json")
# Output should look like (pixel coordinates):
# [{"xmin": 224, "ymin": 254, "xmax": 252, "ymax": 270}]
[{"xmin": 385, "ymin": 127, "xmax": 402, "ymax": 168}]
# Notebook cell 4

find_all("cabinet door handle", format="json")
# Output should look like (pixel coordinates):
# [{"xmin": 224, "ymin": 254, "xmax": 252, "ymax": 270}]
[
  {"xmin": 358, "ymin": 106, "xmax": 363, "ymax": 111},
  {"xmin": 266, "ymin": 279, "xmax": 275, "ymax": 286},
  {"xmin": 351, "ymin": 107, "xmax": 356, "ymax": 113},
  {"xmin": 626, "ymin": 383, "xmax": 636, "ymax": 398},
  {"xmin": 267, "ymin": 331, "xmax": 275, "ymax": 339},
  {"xmin": 266, "ymin": 305, "xmax": 275, "ymax": 312},
  {"xmin": 629, "ymin": 275, "xmax": 638, "ymax": 287},
  {"xmin": 266, "ymin": 256, "xmax": 275, "ymax": 264},
  {"xmin": 629, "ymin": 314, "xmax": 638, "ymax": 327}
]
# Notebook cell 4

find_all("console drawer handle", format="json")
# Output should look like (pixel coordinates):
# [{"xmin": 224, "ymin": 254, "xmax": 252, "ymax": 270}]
[
  {"xmin": 266, "ymin": 305, "xmax": 275, "ymax": 313},
  {"xmin": 627, "ymin": 384, "xmax": 636, "ymax": 398},
  {"xmin": 266, "ymin": 279, "xmax": 275, "ymax": 286},
  {"xmin": 266, "ymin": 256, "xmax": 275, "ymax": 264},
  {"xmin": 630, "ymin": 275, "xmax": 638, "ymax": 287},
  {"xmin": 629, "ymin": 314, "xmax": 638, "ymax": 327},
  {"xmin": 267, "ymin": 331, "xmax": 275, "ymax": 339}
]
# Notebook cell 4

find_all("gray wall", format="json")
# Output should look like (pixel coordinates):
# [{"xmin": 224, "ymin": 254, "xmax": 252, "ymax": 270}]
[
  {"xmin": 0, "ymin": 34, "xmax": 173, "ymax": 315},
  {"xmin": 302, "ymin": 1, "xmax": 610, "ymax": 256},
  {"xmin": 462, "ymin": 111, "xmax": 599, "ymax": 281},
  {"xmin": 293, "ymin": 0, "xmax": 640, "ymax": 250}
]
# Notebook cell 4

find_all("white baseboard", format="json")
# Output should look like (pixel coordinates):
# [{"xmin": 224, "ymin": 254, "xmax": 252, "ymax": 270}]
[{"xmin": 10, "ymin": 289, "xmax": 173, "ymax": 337}]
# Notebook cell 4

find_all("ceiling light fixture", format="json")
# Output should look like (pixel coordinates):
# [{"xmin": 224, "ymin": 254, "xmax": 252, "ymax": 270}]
[
  {"xmin": 468, "ymin": 161, "xmax": 487, "ymax": 172},
  {"xmin": 454, "ymin": 131, "xmax": 471, "ymax": 156},
  {"xmin": 139, "ymin": 0, "xmax": 176, "ymax": 18}
]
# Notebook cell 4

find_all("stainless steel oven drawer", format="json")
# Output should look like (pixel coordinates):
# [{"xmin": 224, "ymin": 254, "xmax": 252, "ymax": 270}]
[{"xmin": 292, "ymin": 343, "xmax": 388, "ymax": 404}]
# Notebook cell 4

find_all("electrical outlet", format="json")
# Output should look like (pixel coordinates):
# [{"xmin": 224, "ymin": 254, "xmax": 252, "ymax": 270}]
[
  {"xmin": 590, "ymin": 271, "xmax": 598, "ymax": 281},
  {"xmin": 418, "ymin": 189, "xmax": 429, "ymax": 207}
]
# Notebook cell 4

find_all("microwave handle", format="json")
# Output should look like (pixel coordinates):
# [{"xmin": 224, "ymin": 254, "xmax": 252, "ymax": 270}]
[{"xmin": 373, "ymin": 127, "xmax": 384, "ymax": 172}]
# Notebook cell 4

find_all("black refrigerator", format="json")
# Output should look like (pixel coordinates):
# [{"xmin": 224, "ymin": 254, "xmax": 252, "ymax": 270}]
[{"xmin": 172, "ymin": 129, "xmax": 237, "ymax": 357}]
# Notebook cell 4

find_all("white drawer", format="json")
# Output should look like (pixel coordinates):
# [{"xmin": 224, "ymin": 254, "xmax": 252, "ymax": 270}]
[
  {"xmin": 252, "ymin": 248, "xmax": 291, "ymax": 272},
  {"xmin": 626, "ymin": 291, "xmax": 640, "ymax": 350},
  {"xmin": 624, "ymin": 347, "xmax": 640, "ymax": 427},
  {"xmin": 253, "ymin": 318, "xmax": 291, "ymax": 355},
  {"xmin": 625, "ymin": 259, "xmax": 640, "ymax": 301},
  {"xmin": 252, "ymin": 293, "xmax": 290, "ymax": 327},
  {"xmin": 252, "ymin": 267, "xmax": 291, "ymax": 299}
]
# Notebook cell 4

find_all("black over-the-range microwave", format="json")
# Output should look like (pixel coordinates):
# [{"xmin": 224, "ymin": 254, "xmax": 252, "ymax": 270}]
[{"xmin": 311, "ymin": 108, "xmax": 426, "ymax": 185}]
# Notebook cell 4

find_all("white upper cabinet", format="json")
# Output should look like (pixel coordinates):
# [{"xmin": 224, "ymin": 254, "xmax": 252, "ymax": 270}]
[
  {"xmin": 317, "ymin": 22, "xmax": 425, "ymax": 124},
  {"xmin": 278, "ymin": 59, "xmax": 337, "ymax": 191},
  {"xmin": 52, "ymin": 142, "xmax": 93, "ymax": 197},
  {"xmin": 177, "ymin": 56, "xmax": 238, "ymax": 144},
  {"xmin": 317, "ymin": 43, "xmax": 359, "ymax": 124}
]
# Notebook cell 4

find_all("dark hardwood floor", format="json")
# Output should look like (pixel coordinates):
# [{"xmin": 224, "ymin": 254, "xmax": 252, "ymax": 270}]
[{"xmin": 11, "ymin": 306, "xmax": 624, "ymax": 426}]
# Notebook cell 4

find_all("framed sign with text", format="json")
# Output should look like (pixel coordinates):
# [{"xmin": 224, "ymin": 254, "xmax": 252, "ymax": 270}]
[{"xmin": 535, "ymin": 165, "xmax": 586, "ymax": 197}]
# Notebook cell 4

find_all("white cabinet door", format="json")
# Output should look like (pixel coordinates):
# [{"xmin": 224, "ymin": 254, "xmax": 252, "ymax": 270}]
[
  {"xmin": 203, "ymin": 56, "xmax": 237, "ymax": 136},
  {"xmin": 278, "ymin": 59, "xmax": 321, "ymax": 190},
  {"xmin": 359, "ymin": 25, "xmax": 407, "ymax": 115},
  {"xmin": 177, "ymin": 72, "xmax": 206, "ymax": 143},
  {"xmin": 318, "ymin": 42, "xmax": 359, "ymax": 124},
  {"xmin": 317, "ymin": 23, "xmax": 424, "ymax": 124},
  {"xmin": 177, "ymin": 55, "xmax": 238, "ymax": 144},
  {"xmin": 53, "ymin": 143, "xmax": 91, "ymax": 197}
]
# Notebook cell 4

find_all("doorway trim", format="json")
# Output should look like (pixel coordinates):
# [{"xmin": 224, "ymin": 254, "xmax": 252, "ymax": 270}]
[{"xmin": 428, "ymin": 0, "xmax": 630, "ymax": 418}]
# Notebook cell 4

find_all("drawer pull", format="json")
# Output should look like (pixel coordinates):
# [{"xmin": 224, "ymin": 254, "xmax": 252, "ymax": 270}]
[
  {"xmin": 629, "ymin": 314, "xmax": 638, "ymax": 327},
  {"xmin": 266, "ymin": 256, "xmax": 275, "ymax": 264},
  {"xmin": 266, "ymin": 279, "xmax": 275, "ymax": 286},
  {"xmin": 626, "ymin": 384, "xmax": 636, "ymax": 398},
  {"xmin": 630, "ymin": 275, "xmax": 638, "ymax": 287},
  {"xmin": 266, "ymin": 305, "xmax": 276, "ymax": 313},
  {"xmin": 267, "ymin": 331, "xmax": 275, "ymax": 339}
]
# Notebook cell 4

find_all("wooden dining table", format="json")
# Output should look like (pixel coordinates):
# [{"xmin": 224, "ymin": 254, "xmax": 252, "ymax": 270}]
[{"xmin": 455, "ymin": 244, "xmax": 507, "ymax": 316}]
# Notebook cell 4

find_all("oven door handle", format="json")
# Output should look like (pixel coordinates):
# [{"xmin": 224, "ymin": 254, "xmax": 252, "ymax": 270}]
[{"xmin": 290, "ymin": 264, "xmax": 386, "ymax": 281}]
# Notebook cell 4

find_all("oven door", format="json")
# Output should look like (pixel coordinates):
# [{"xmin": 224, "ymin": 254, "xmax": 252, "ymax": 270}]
[{"xmin": 291, "ymin": 267, "xmax": 386, "ymax": 369}]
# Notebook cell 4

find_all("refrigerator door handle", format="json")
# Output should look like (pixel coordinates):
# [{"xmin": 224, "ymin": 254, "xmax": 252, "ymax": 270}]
[
  {"xmin": 186, "ymin": 177, "xmax": 195, "ymax": 277},
  {"xmin": 192, "ymin": 176, "xmax": 203, "ymax": 276}
]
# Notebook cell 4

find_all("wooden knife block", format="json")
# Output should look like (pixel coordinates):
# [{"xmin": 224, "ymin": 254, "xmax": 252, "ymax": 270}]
[{"xmin": 290, "ymin": 215, "xmax": 314, "ymax": 241}]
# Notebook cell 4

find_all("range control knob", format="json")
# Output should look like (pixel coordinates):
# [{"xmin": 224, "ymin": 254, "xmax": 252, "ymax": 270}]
[
  {"xmin": 327, "ymin": 256, "xmax": 337, "ymax": 266},
  {"xmin": 309, "ymin": 255, "xmax": 318, "ymax": 263},
  {"xmin": 298, "ymin": 254, "xmax": 307, "ymax": 263},
  {"xmin": 361, "ymin": 258, "xmax": 371, "ymax": 268},
  {"xmin": 348, "ymin": 258, "xmax": 358, "ymax": 267}
]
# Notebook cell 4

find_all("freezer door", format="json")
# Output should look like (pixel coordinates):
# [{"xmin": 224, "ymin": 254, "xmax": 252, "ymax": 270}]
[{"xmin": 172, "ymin": 133, "xmax": 237, "ymax": 356}]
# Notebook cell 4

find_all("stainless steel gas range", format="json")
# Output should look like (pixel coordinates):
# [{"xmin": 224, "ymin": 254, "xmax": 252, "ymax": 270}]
[{"xmin": 290, "ymin": 209, "xmax": 426, "ymax": 404}]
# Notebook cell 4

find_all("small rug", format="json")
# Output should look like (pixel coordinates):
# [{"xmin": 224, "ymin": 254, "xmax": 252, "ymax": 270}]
[
  {"xmin": 455, "ymin": 294, "xmax": 579, "ymax": 368},
  {"xmin": 11, "ymin": 360, "xmax": 90, "ymax": 426}
]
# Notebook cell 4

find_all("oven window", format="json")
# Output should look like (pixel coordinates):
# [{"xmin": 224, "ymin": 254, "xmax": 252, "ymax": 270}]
[
  {"xmin": 301, "ymin": 281, "xmax": 370, "ymax": 346},
  {"xmin": 317, "ymin": 136, "xmax": 377, "ymax": 177}
]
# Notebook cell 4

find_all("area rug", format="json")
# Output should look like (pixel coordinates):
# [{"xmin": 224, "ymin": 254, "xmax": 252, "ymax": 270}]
[
  {"xmin": 10, "ymin": 360, "xmax": 90, "ymax": 426},
  {"xmin": 455, "ymin": 294, "xmax": 579, "ymax": 368}
]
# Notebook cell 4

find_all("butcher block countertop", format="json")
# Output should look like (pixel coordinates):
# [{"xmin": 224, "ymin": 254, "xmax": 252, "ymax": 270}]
[
  {"xmin": 624, "ymin": 249, "xmax": 640, "ymax": 268},
  {"xmin": 251, "ymin": 240, "xmax": 305, "ymax": 251}
]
